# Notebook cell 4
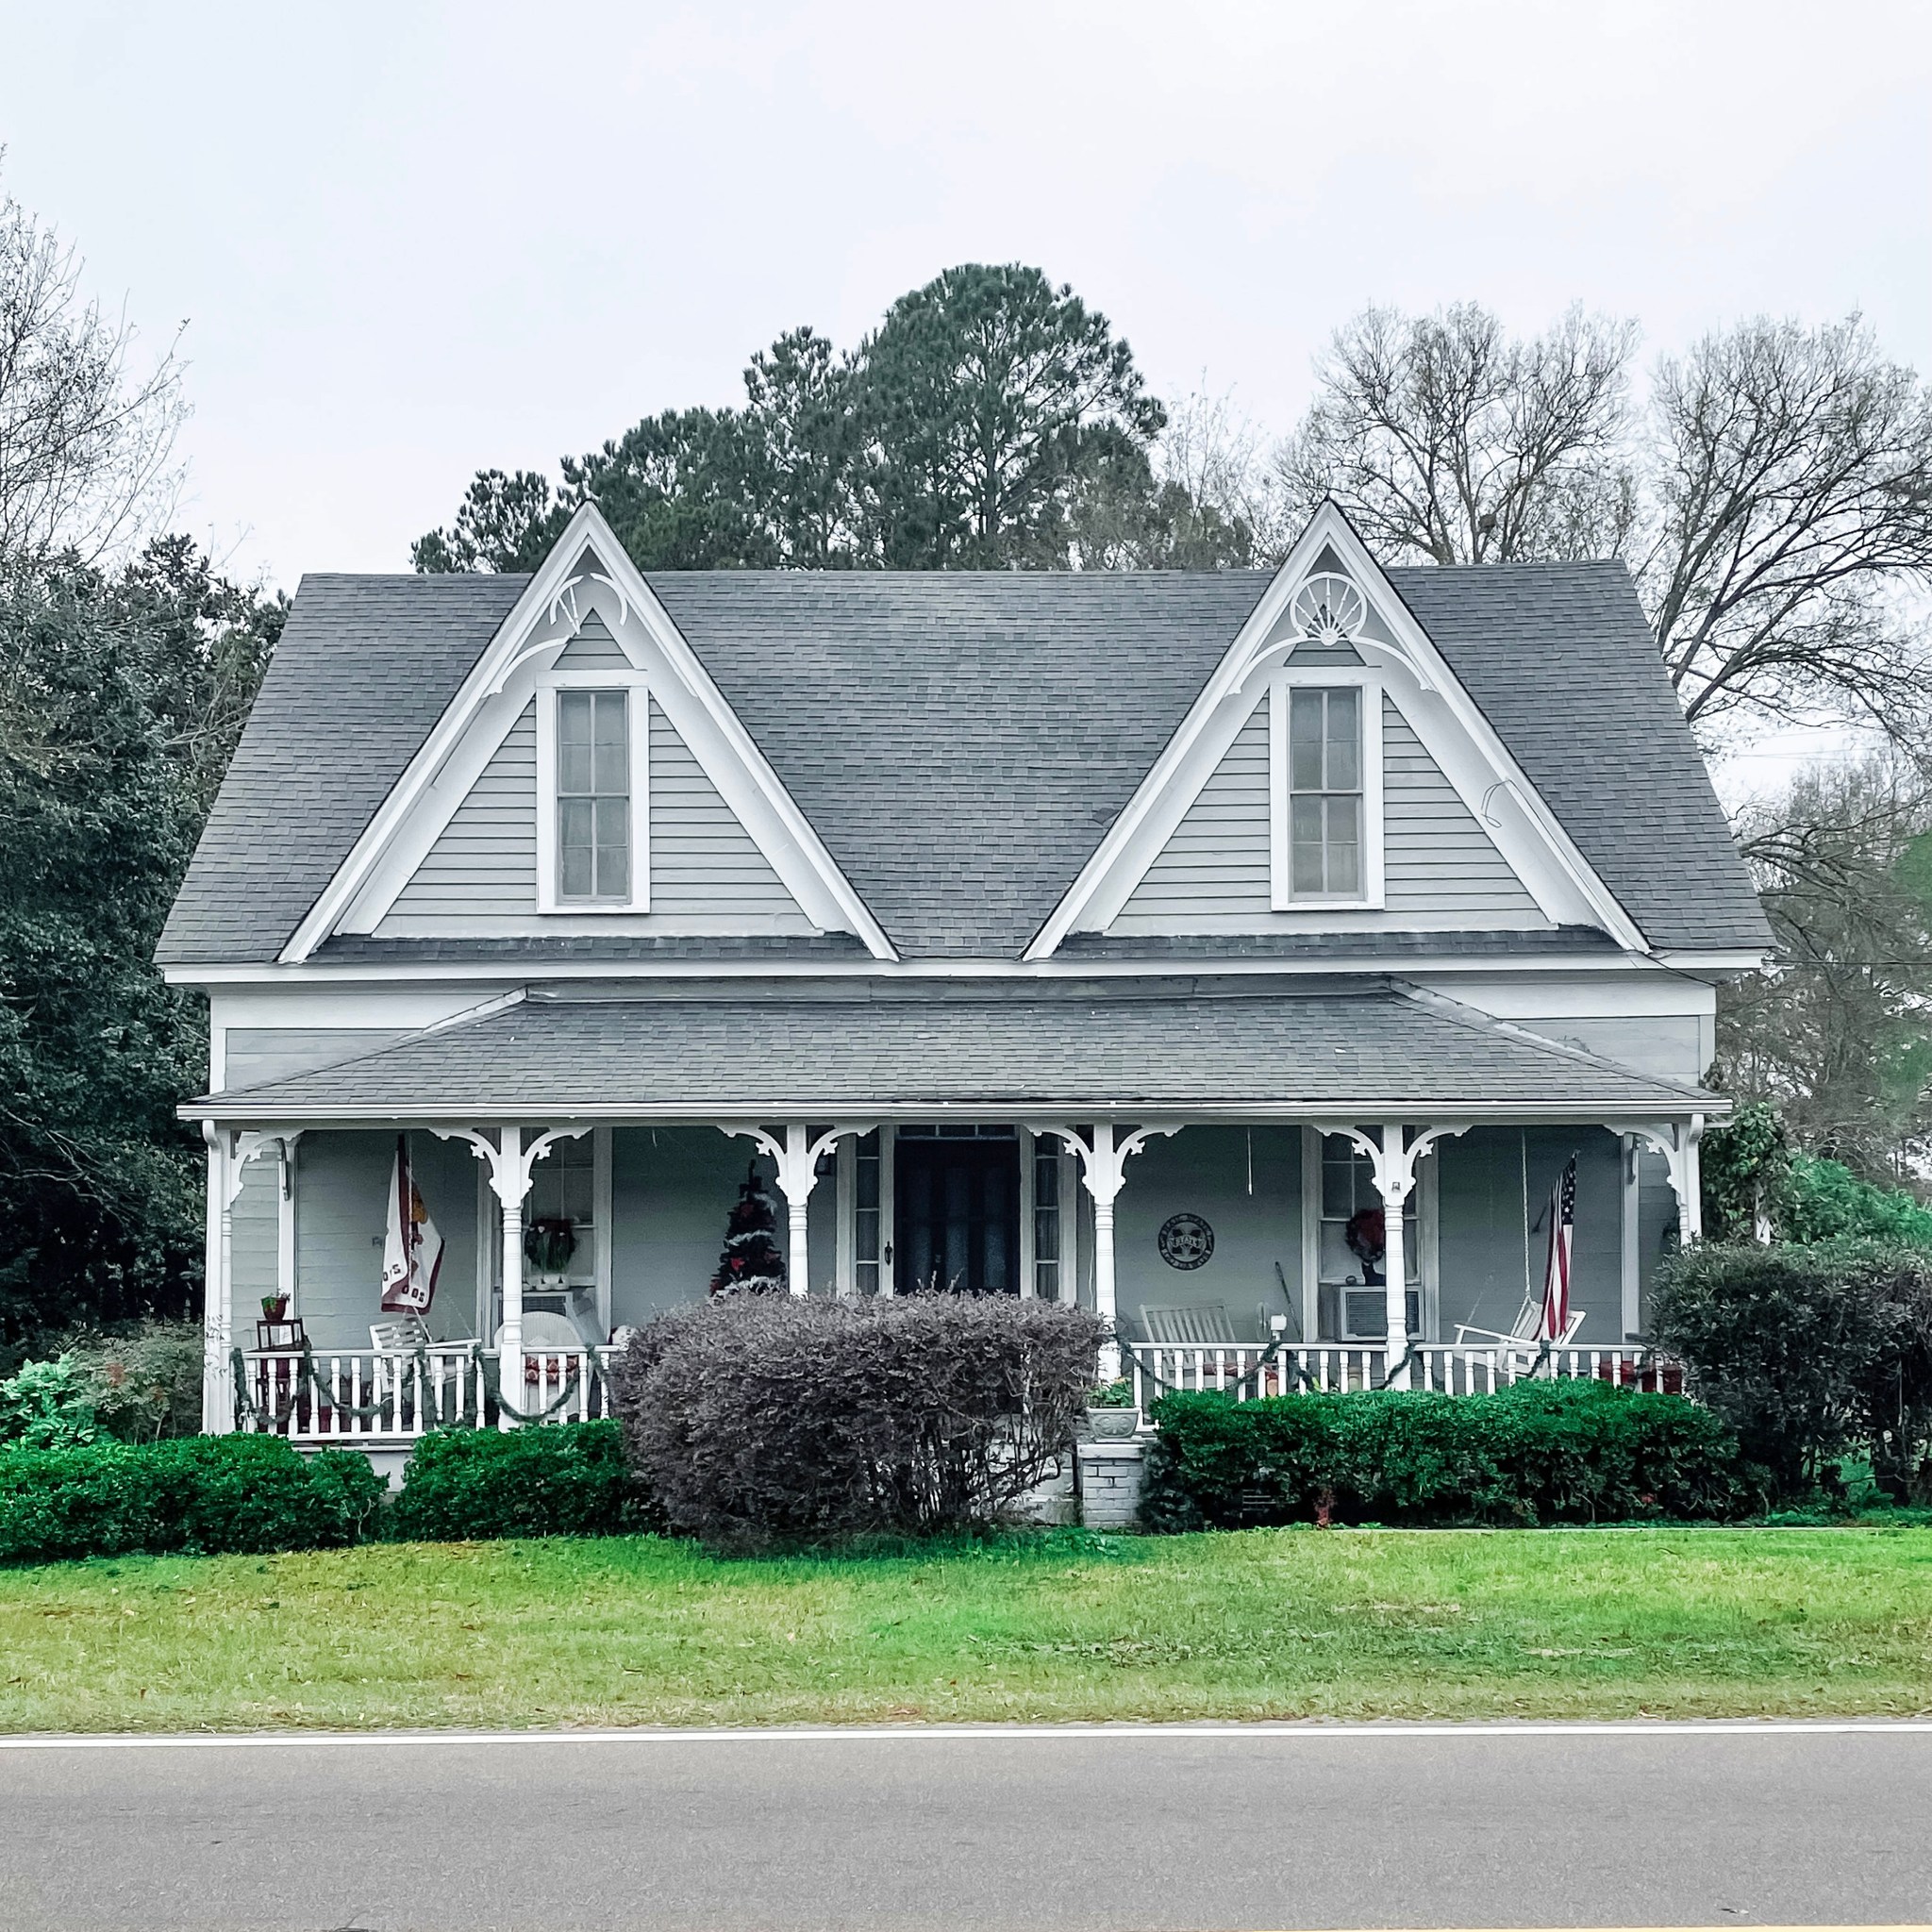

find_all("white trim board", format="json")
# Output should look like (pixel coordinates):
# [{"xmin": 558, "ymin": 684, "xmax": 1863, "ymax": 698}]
[
  {"xmin": 282, "ymin": 504, "xmax": 895, "ymax": 964},
  {"xmin": 1027, "ymin": 502, "xmax": 1649, "ymax": 958}
]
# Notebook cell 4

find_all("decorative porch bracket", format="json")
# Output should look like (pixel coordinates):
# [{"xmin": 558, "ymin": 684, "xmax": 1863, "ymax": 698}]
[
  {"xmin": 1024, "ymin": 1122, "xmax": 1182, "ymax": 1383},
  {"xmin": 201, "ymin": 1126, "xmax": 295, "ymax": 1433},
  {"xmin": 1311, "ymin": 1122, "xmax": 1472, "ymax": 1385},
  {"xmin": 1611, "ymin": 1115, "xmax": 1705, "ymax": 1248},
  {"xmin": 717, "ymin": 1124, "xmax": 879, "ymax": 1298},
  {"xmin": 434, "ymin": 1124, "xmax": 592, "ymax": 1419}
]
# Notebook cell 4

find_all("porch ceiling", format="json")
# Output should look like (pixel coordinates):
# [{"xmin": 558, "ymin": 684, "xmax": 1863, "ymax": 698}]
[{"xmin": 189, "ymin": 978, "xmax": 1717, "ymax": 1124}]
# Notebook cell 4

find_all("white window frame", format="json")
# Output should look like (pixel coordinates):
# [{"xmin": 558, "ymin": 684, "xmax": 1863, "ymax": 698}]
[
  {"xmin": 535, "ymin": 670, "xmax": 651, "ymax": 914},
  {"xmin": 1270, "ymin": 669, "xmax": 1384, "ymax": 911}
]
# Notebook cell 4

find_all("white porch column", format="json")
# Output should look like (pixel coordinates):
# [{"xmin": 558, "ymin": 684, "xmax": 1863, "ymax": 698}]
[
  {"xmin": 1091, "ymin": 1123, "xmax": 1120, "ymax": 1377},
  {"xmin": 784, "ymin": 1124, "xmax": 811, "ymax": 1296},
  {"xmin": 1378, "ymin": 1123, "xmax": 1409, "ymax": 1378},
  {"xmin": 1610, "ymin": 1116, "xmax": 1705, "ymax": 1256},
  {"xmin": 201, "ymin": 1128, "xmax": 280, "ymax": 1434},
  {"xmin": 719, "ymin": 1124, "xmax": 877, "ymax": 1298},
  {"xmin": 1316, "ymin": 1122, "xmax": 1469, "ymax": 1392},
  {"xmin": 201, "ymin": 1128, "xmax": 234, "ymax": 1434},
  {"xmin": 436, "ymin": 1124, "xmax": 594, "ymax": 1423},
  {"xmin": 497, "ymin": 1124, "xmax": 525, "ymax": 1420},
  {"xmin": 1026, "ymin": 1122, "xmax": 1181, "ymax": 1388}
]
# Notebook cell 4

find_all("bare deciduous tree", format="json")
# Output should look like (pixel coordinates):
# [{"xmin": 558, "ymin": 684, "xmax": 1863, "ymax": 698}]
[
  {"xmin": 1282, "ymin": 302, "xmax": 1932, "ymax": 747},
  {"xmin": 1274, "ymin": 303, "xmax": 1639, "ymax": 565},
  {"xmin": 1155, "ymin": 386, "xmax": 1294, "ymax": 564},
  {"xmin": 1641, "ymin": 316, "xmax": 1932, "ymax": 739},
  {"xmin": 0, "ymin": 178, "xmax": 187, "ymax": 568},
  {"xmin": 1718, "ymin": 751, "xmax": 1932, "ymax": 1178}
]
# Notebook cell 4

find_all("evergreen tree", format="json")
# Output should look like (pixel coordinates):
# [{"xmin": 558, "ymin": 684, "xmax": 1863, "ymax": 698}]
[{"xmin": 708, "ymin": 1165, "xmax": 786, "ymax": 1295}]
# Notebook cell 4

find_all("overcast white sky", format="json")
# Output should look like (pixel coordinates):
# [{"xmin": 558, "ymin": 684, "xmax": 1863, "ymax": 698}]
[{"xmin": 2, "ymin": 0, "xmax": 1928, "ymax": 783}]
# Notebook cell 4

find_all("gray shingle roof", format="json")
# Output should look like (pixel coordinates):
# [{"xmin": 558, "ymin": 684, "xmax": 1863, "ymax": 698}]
[
  {"xmin": 1390, "ymin": 563, "xmax": 1768, "ymax": 953},
  {"xmin": 194, "ymin": 978, "xmax": 1713, "ymax": 1119},
  {"xmin": 1058, "ymin": 925, "xmax": 1621, "ymax": 961},
  {"xmin": 313, "ymin": 933, "xmax": 872, "ymax": 965},
  {"xmin": 158, "ymin": 562, "xmax": 1769, "ymax": 967}
]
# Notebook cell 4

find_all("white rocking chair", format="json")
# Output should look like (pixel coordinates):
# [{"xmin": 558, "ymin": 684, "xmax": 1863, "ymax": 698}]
[
  {"xmin": 369, "ymin": 1313, "xmax": 433, "ymax": 1355},
  {"xmin": 1136, "ymin": 1303, "xmax": 1241, "ymax": 1346},
  {"xmin": 1453, "ymin": 1297, "xmax": 1585, "ymax": 1366}
]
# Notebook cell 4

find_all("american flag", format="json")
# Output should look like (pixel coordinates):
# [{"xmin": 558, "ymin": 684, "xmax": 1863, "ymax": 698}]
[{"xmin": 1541, "ymin": 1155, "xmax": 1576, "ymax": 1342}]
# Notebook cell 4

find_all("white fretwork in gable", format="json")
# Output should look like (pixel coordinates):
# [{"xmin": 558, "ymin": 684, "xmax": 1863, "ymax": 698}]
[
  {"xmin": 312, "ymin": 505, "xmax": 889, "ymax": 954},
  {"xmin": 1031, "ymin": 502, "xmax": 1647, "ymax": 957}
]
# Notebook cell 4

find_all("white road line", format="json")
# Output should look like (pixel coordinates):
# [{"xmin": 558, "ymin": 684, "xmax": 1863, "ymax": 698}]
[{"xmin": 0, "ymin": 1719, "xmax": 1930, "ymax": 1750}]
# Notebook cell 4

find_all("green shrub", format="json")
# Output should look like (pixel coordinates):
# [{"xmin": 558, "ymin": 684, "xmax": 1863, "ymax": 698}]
[
  {"xmin": 67, "ymin": 1322, "xmax": 205, "ymax": 1441},
  {"xmin": 0, "ymin": 1356, "xmax": 100, "ymax": 1449},
  {"xmin": 1139, "ymin": 1381, "xmax": 1751, "ymax": 1531},
  {"xmin": 0, "ymin": 1435, "xmax": 384, "ymax": 1565},
  {"xmin": 1786, "ymin": 1157, "xmax": 1932, "ymax": 1248},
  {"xmin": 1652, "ymin": 1239, "xmax": 1932, "ymax": 1502},
  {"xmin": 389, "ymin": 1422, "xmax": 651, "ymax": 1541},
  {"xmin": 611, "ymin": 1295, "xmax": 1103, "ymax": 1550}
]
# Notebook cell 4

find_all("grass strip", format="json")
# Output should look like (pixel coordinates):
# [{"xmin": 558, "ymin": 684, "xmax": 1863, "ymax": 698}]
[{"xmin": 2, "ymin": 1524, "xmax": 1929, "ymax": 1733}]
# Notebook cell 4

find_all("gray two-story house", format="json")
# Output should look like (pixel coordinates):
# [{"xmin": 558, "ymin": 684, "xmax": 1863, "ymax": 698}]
[{"xmin": 160, "ymin": 501, "xmax": 1770, "ymax": 1449}]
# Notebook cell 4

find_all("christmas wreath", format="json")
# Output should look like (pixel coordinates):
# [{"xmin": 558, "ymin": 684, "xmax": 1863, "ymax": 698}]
[
  {"xmin": 1343, "ymin": 1207, "xmax": 1386, "ymax": 1280},
  {"xmin": 524, "ymin": 1217, "xmax": 577, "ymax": 1275}
]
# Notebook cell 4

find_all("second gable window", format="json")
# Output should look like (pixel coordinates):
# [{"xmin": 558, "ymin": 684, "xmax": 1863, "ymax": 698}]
[
  {"xmin": 1288, "ymin": 687, "xmax": 1361, "ymax": 897},
  {"xmin": 557, "ymin": 690, "xmax": 632, "ymax": 902}
]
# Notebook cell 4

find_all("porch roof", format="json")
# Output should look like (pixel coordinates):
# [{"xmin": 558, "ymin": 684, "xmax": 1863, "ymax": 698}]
[{"xmin": 191, "ymin": 978, "xmax": 1717, "ymax": 1124}]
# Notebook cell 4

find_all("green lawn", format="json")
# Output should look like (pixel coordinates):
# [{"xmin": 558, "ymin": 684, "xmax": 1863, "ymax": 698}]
[{"xmin": 3, "ymin": 1525, "xmax": 1931, "ymax": 1732}]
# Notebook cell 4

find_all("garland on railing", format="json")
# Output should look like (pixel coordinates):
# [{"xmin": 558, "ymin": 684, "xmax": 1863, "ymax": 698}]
[
  {"xmin": 1114, "ymin": 1328, "xmax": 1314, "ymax": 1402},
  {"xmin": 230, "ymin": 1343, "xmax": 593, "ymax": 1432}
]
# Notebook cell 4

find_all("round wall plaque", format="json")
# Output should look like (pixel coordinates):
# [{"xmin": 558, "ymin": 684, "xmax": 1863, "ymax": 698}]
[{"xmin": 1158, "ymin": 1212, "xmax": 1214, "ymax": 1271}]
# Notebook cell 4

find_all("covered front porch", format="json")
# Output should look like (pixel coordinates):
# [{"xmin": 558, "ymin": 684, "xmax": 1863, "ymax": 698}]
[{"xmin": 192, "ymin": 979, "xmax": 1711, "ymax": 1444}]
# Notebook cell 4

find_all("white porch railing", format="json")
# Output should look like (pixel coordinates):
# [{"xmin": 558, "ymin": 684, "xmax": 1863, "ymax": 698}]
[
  {"xmin": 1124, "ymin": 1342, "xmax": 1680, "ymax": 1408},
  {"xmin": 237, "ymin": 1345, "xmax": 625, "ymax": 1443}
]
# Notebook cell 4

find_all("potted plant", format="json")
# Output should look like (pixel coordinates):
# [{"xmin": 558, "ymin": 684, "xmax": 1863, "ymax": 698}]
[
  {"xmin": 259, "ymin": 1293, "xmax": 289, "ymax": 1321},
  {"xmin": 524, "ymin": 1218, "xmax": 577, "ymax": 1289},
  {"xmin": 1084, "ymin": 1376, "xmax": 1140, "ymax": 1439}
]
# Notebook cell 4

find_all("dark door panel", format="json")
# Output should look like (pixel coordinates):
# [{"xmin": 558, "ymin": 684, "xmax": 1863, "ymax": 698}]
[{"xmin": 894, "ymin": 1138, "xmax": 1020, "ymax": 1295}]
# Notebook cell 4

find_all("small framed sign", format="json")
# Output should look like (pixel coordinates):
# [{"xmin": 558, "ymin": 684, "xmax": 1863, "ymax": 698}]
[{"xmin": 1158, "ymin": 1213, "xmax": 1214, "ymax": 1271}]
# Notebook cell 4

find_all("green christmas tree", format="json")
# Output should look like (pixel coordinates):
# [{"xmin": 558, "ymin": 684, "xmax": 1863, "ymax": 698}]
[{"xmin": 709, "ymin": 1164, "xmax": 786, "ymax": 1295}]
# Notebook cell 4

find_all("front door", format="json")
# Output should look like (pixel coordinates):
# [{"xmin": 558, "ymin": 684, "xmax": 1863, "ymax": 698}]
[{"xmin": 893, "ymin": 1135, "xmax": 1020, "ymax": 1294}]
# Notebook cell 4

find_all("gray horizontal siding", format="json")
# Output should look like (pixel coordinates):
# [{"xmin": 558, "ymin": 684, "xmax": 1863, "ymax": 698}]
[
  {"xmin": 558, "ymin": 614, "xmax": 629, "ymax": 668},
  {"xmin": 1112, "ymin": 692, "xmax": 1541, "ymax": 930},
  {"xmin": 376, "ymin": 691, "xmax": 808, "ymax": 933},
  {"xmin": 380, "ymin": 700, "xmax": 539, "ymax": 927},
  {"xmin": 1383, "ymin": 703, "xmax": 1541, "ymax": 918},
  {"xmin": 225, "ymin": 1028, "xmax": 411, "ymax": 1090},
  {"xmin": 648, "ymin": 700, "xmax": 806, "ymax": 920},
  {"xmin": 231, "ymin": 1158, "xmax": 278, "ymax": 1304},
  {"xmin": 1118, "ymin": 697, "xmax": 1270, "ymax": 918}
]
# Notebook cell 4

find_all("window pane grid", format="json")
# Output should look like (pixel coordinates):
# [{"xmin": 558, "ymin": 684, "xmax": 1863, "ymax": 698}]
[
  {"xmin": 557, "ymin": 690, "xmax": 630, "ymax": 903},
  {"xmin": 1287, "ymin": 687, "xmax": 1364, "ymax": 899}
]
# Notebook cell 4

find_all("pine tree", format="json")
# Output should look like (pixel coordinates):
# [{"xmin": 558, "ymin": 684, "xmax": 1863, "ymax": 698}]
[{"xmin": 709, "ymin": 1164, "xmax": 786, "ymax": 1296}]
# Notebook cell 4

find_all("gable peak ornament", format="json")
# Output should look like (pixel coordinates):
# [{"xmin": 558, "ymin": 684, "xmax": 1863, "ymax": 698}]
[{"xmin": 1291, "ymin": 573, "xmax": 1367, "ymax": 645}]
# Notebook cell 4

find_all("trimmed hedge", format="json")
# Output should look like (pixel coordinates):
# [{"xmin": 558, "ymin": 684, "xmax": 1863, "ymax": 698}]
[
  {"xmin": 1139, "ymin": 1381, "xmax": 1752, "ymax": 1530},
  {"xmin": 389, "ymin": 1421, "xmax": 652, "ymax": 1541},
  {"xmin": 0, "ymin": 1435, "xmax": 385, "ymax": 1565},
  {"xmin": 612, "ymin": 1295, "xmax": 1104, "ymax": 1550},
  {"xmin": 1652, "ymin": 1239, "xmax": 1932, "ymax": 1502}
]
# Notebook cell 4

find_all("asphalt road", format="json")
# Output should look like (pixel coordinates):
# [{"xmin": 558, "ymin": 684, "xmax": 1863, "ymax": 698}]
[{"xmin": 1, "ymin": 1722, "xmax": 1929, "ymax": 1932}]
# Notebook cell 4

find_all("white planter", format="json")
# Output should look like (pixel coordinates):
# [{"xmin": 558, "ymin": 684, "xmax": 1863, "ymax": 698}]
[{"xmin": 1085, "ymin": 1405, "xmax": 1141, "ymax": 1441}]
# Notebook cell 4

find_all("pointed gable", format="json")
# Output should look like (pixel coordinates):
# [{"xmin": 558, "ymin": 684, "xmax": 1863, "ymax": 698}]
[
  {"xmin": 1111, "ymin": 689, "xmax": 1542, "ymax": 932},
  {"xmin": 316, "ymin": 506, "xmax": 889, "ymax": 955},
  {"xmin": 375, "ymin": 691, "xmax": 806, "ymax": 935},
  {"xmin": 1033, "ymin": 502, "xmax": 1648, "ymax": 957}
]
